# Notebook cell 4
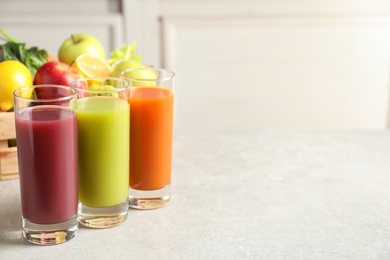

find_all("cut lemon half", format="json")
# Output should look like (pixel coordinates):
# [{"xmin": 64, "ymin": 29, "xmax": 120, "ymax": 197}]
[{"xmin": 73, "ymin": 54, "xmax": 112, "ymax": 78}]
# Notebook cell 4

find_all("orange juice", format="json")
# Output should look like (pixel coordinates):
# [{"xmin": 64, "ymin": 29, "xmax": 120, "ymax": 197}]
[{"xmin": 129, "ymin": 87, "xmax": 173, "ymax": 190}]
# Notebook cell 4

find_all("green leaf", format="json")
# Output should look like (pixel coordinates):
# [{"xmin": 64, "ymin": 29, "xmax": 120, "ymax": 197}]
[
  {"xmin": 24, "ymin": 46, "xmax": 47, "ymax": 76},
  {"xmin": 107, "ymin": 42, "xmax": 143, "ymax": 66},
  {"xmin": 0, "ymin": 28, "xmax": 18, "ymax": 43},
  {"xmin": 0, "ymin": 29, "xmax": 48, "ymax": 77},
  {"xmin": 1, "ymin": 41, "xmax": 47, "ymax": 77}
]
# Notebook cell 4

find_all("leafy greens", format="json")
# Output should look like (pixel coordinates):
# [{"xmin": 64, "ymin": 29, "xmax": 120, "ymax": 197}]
[{"xmin": 0, "ymin": 29, "xmax": 48, "ymax": 77}]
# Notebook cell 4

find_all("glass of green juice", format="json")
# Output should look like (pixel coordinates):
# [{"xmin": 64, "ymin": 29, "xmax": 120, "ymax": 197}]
[{"xmin": 70, "ymin": 77, "xmax": 130, "ymax": 228}]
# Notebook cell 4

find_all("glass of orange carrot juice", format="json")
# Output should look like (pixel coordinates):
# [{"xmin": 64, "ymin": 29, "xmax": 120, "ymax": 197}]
[{"xmin": 121, "ymin": 68, "xmax": 175, "ymax": 210}]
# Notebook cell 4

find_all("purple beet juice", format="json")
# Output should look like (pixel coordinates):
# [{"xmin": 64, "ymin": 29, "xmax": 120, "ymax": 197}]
[{"xmin": 15, "ymin": 106, "xmax": 78, "ymax": 224}]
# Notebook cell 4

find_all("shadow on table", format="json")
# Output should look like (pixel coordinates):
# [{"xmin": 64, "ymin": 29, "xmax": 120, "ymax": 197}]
[{"xmin": 0, "ymin": 198, "xmax": 25, "ymax": 246}]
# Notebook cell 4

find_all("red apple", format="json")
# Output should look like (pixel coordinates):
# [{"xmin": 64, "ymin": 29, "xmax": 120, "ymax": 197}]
[
  {"xmin": 34, "ymin": 61, "xmax": 83, "ymax": 86},
  {"xmin": 34, "ymin": 61, "xmax": 86, "ymax": 99}
]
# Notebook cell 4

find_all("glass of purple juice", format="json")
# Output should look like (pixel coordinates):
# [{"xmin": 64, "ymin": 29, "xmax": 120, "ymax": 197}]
[{"xmin": 13, "ymin": 85, "xmax": 78, "ymax": 245}]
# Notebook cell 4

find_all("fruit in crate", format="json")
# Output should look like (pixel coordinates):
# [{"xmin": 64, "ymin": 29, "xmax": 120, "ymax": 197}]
[
  {"xmin": 0, "ymin": 60, "xmax": 33, "ymax": 112},
  {"xmin": 0, "ymin": 29, "xmax": 151, "ymax": 105},
  {"xmin": 107, "ymin": 42, "xmax": 143, "ymax": 66},
  {"xmin": 34, "ymin": 61, "xmax": 86, "ymax": 99},
  {"xmin": 112, "ymin": 59, "xmax": 157, "ymax": 87},
  {"xmin": 72, "ymin": 54, "xmax": 111, "ymax": 77},
  {"xmin": 34, "ymin": 61, "xmax": 84, "ymax": 86},
  {"xmin": 0, "ymin": 29, "xmax": 59, "ymax": 111},
  {"xmin": 108, "ymin": 43, "xmax": 156, "ymax": 86},
  {"xmin": 0, "ymin": 29, "xmax": 53, "ymax": 77},
  {"xmin": 58, "ymin": 33, "xmax": 106, "ymax": 65},
  {"xmin": 109, "ymin": 42, "xmax": 145, "ymax": 77},
  {"xmin": 110, "ymin": 59, "xmax": 145, "ymax": 78}
]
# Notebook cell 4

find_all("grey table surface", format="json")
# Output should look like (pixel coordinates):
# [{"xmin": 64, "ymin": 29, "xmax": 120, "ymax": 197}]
[{"xmin": 1, "ymin": 129, "xmax": 390, "ymax": 259}]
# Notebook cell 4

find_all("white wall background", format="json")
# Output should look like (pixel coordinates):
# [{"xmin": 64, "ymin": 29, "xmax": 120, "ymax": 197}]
[{"xmin": 1, "ymin": 0, "xmax": 390, "ymax": 131}]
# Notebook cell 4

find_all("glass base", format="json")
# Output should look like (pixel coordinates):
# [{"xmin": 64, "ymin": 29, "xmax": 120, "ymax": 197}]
[
  {"xmin": 22, "ymin": 215, "xmax": 78, "ymax": 246},
  {"xmin": 128, "ymin": 184, "xmax": 170, "ymax": 210},
  {"xmin": 78, "ymin": 200, "xmax": 129, "ymax": 229}
]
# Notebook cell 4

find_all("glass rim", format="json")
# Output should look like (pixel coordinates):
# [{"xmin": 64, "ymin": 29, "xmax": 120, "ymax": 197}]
[
  {"xmin": 70, "ymin": 77, "xmax": 130, "ymax": 94},
  {"xmin": 13, "ymin": 84, "xmax": 77, "ymax": 102},
  {"xmin": 120, "ymin": 68, "xmax": 175, "ymax": 82}
]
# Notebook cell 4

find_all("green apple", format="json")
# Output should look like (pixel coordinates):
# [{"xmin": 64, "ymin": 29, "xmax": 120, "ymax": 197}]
[
  {"xmin": 111, "ymin": 59, "xmax": 145, "ymax": 77},
  {"xmin": 124, "ymin": 69, "xmax": 158, "ymax": 87},
  {"xmin": 58, "ymin": 33, "xmax": 106, "ymax": 65},
  {"xmin": 111, "ymin": 59, "xmax": 157, "ymax": 87}
]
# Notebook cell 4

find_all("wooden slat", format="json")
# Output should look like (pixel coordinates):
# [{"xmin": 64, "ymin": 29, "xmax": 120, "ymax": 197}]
[
  {"xmin": 0, "ymin": 113, "xmax": 18, "ymax": 180},
  {"xmin": 0, "ymin": 140, "xmax": 7, "ymax": 149},
  {"xmin": 0, "ymin": 173, "xmax": 18, "ymax": 180},
  {"xmin": 0, "ymin": 112, "xmax": 16, "ymax": 141},
  {"xmin": 0, "ymin": 147, "xmax": 18, "ymax": 175}
]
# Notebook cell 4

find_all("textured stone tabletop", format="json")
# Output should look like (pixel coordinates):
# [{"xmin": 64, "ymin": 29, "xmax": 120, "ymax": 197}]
[{"xmin": 1, "ymin": 129, "xmax": 390, "ymax": 259}]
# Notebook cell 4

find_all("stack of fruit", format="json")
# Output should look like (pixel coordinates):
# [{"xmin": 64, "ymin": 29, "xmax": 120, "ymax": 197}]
[{"xmin": 0, "ymin": 30, "xmax": 146, "ymax": 112}]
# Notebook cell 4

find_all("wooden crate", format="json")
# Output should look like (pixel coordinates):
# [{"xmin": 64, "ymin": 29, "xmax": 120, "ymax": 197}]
[{"xmin": 0, "ymin": 112, "xmax": 18, "ymax": 180}]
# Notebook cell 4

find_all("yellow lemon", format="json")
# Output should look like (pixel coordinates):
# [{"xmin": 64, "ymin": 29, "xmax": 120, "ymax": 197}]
[
  {"xmin": 72, "ymin": 54, "xmax": 111, "ymax": 78},
  {"xmin": 0, "ymin": 60, "xmax": 33, "ymax": 112}
]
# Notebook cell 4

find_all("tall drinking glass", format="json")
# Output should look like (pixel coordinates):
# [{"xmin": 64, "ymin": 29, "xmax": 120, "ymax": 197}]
[
  {"xmin": 120, "ymin": 68, "xmax": 175, "ymax": 210},
  {"xmin": 70, "ymin": 77, "xmax": 130, "ymax": 228},
  {"xmin": 14, "ymin": 85, "xmax": 78, "ymax": 245}
]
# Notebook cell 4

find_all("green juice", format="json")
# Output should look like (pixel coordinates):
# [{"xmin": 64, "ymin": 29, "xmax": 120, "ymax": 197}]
[{"xmin": 76, "ymin": 97, "xmax": 129, "ymax": 207}]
